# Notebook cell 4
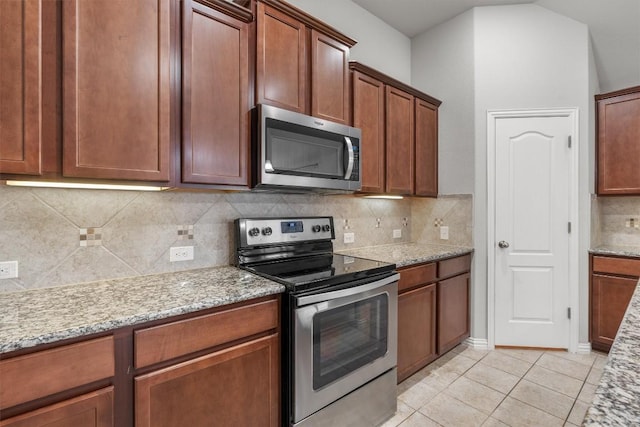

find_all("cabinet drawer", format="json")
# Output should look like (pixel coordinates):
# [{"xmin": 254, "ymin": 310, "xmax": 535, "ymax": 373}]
[
  {"xmin": 398, "ymin": 262, "xmax": 436, "ymax": 292},
  {"xmin": 135, "ymin": 298, "xmax": 278, "ymax": 369},
  {"xmin": 592, "ymin": 256, "xmax": 640, "ymax": 277},
  {"xmin": 438, "ymin": 254, "xmax": 471, "ymax": 279},
  {"xmin": 0, "ymin": 336, "xmax": 114, "ymax": 410}
]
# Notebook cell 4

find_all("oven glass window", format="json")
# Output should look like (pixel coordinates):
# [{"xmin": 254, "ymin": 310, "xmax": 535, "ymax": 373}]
[{"xmin": 312, "ymin": 294, "xmax": 388, "ymax": 390}]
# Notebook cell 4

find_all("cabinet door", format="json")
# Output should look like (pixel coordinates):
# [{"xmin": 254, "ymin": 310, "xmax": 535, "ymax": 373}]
[
  {"xmin": 596, "ymin": 90, "xmax": 640, "ymax": 194},
  {"xmin": 256, "ymin": 2, "xmax": 306, "ymax": 114},
  {"xmin": 352, "ymin": 71, "xmax": 385, "ymax": 193},
  {"xmin": 136, "ymin": 334, "xmax": 279, "ymax": 427},
  {"xmin": 0, "ymin": 0, "xmax": 41, "ymax": 175},
  {"xmin": 311, "ymin": 30, "xmax": 349, "ymax": 124},
  {"xmin": 181, "ymin": 0, "xmax": 250, "ymax": 186},
  {"xmin": 385, "ymin": 86, "xmax": 414, "ymax": 195},
  {"xmin": 437, "ymin": 273, "xmax": 470, "ymax": 354},
  {"xmin": 62, "ymin": 0, "xmax": 171, "ymax": 181},
  {"xmin": 590, "ymin": 274, "xmax": 637, "ymax": 352},
  {"xmin": 0, "ymin": 387, "xmax": 114, "ymax": 427},
  {"xmin": 397, "ymin": 284, "xmax": 437, "ymax": 383},
  {"xmin": 415, "ymin": 98, "xmax": 438, "ymax": 197}
]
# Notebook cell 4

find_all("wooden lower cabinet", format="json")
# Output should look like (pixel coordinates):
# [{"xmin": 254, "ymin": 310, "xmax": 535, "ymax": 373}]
[
  {"xmin": 0, "ymin": 387, "xmax": 114, "ymax": 427},
  {"xmin": 590, "ymin": 255, "xmax": 640, "ymax": 352},
  {"xmin": 591, "ymin": 274, "xmax": 637, "ymax": 352},
  {"xmin": 396, "ymin": 254, "xmax": 472, "ymax": 384},
  {"xmin": 438, "ymin": 273, "xmax": 470, "ymax": 355},
  {"xmin": 135, "ymin": 333, "xmax": 279, "ymax": 427},
  {"xmin": 397, "ymin": 284, "xmax": 437, "ymax": 383}
]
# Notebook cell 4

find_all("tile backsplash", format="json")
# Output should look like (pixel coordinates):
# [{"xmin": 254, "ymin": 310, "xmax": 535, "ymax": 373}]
[
  {"xmin": 593, "ymin": 196, "xmax": 640, "ymax": 247},
  {"xmin": 0, "ymin": 185, "xmax": 473, "ymax": 292}
]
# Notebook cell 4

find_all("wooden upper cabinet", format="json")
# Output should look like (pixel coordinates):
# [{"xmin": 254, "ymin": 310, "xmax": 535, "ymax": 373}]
[
  {"xmin": 311, "ymin": 30, "xmax": 350, "ymax": 124},
  {"xmin": 256, "ymin": 2, "xmax": 306, "ymax": 113},
  {"xmin": 62, "ymin": 0, "xmax": 171, "ymax": 181},
  {"xmin": 352, "ymin": 71, "xmax": 385, "ymax": 193},
  {"xmin": 415, "ymin": 98, "xmax": 438, "ymax": 197},
  {"xmin": 596, "ymin": 86, "xmax": 640, "ymax": 195},
  {"xmin": 256, "ymin": 1, "xmax": 355, "ymax": 120},
  {"xmin": 0, "ymin": 0, "xmax": 42, "ymax": 175},
  {"xmin": 385, "ymin": 86, "xmax": 414, "ymax": 195},
  {"xmin": 181, "ymin": 0, "xmax": 251, "ymax": 186}
]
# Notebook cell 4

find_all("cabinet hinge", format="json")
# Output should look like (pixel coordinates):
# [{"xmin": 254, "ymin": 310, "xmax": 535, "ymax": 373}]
[
  {"xmin": 568, "ymin": 222, "xmax": 572, "ymax": 233},
  {"xmin": 568, "ymin": 135, "xmax": 572, "ymax": 148},
  {"xmin": 567, "ymin": 307, "xmax": 571, "ymax": 319}
]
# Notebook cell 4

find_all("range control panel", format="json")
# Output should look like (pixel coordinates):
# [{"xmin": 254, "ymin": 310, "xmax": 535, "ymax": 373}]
[{"xmin": 238, "ymin": 217, "xmax": 334, "ymax": 247}]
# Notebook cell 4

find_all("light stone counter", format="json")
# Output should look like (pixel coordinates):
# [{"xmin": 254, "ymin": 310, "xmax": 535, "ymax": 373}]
[
  {"xmin": 590, "ymin": 245, "xmax": 640, "ymax": 258},
  {"xmin": 583, "ymin": 278, "xmax": 640, "ymax": 426},
  {"xmin": 0, "ymin": 266, "xmax": 284, "ymax": 354},
  {"xmin": 337, "ymin": 242, "xmax": 473, "ymax": 267}
]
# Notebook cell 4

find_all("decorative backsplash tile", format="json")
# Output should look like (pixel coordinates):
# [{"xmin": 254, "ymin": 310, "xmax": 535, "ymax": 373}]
[
  {"xmin": 593, "ymin": 196, "xmax": 640, "ymax": 247},
  {"xmin": 79, "ymin": 228, "xmax": 103, "ymax": 247},
  {"xmin": 0, "ymin": 185, "xmax": 473, "ymax": 292}
]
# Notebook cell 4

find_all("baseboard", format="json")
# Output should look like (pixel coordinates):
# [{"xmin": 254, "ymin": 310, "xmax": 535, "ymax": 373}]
[
  {"xmin": 465, "ymin": 337, "xmax": 489, "ymax": 350},
  {"xmin": 576, "ymin": 342, "xmax": 592, "ymax": 354}
]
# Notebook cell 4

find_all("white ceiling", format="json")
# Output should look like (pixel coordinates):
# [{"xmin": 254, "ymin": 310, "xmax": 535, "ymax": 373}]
[{"xmin": 351, "ymin": 0, "xmax": 640, "ymax": 93}]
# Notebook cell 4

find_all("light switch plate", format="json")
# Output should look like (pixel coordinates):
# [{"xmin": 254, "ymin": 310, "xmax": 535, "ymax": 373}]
[
  {"xmin": 393, "ymin": 229, "xmax": 402, "ymax": 239},
  {"xmin": 344, "ymin": 232, "xmax": 355, "ymax": 244},
  {"xmin": 440, "ymin": 226, "xmax": 449, "ymax": 240}
]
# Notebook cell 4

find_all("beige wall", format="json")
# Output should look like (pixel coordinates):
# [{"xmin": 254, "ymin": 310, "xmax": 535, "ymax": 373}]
[{"xmin": 0, "ymin": 185, "xmax": 472, "ymax": 292}]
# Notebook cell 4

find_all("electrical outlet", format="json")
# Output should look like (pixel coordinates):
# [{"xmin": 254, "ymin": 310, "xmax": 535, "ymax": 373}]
[
  {"xmin": 170, "ymin": 246, "xmax": 194, "ymax": 262},
  {"xmin": 0, "ymin": 261, "xmax": 18, "ymax": 279},
  {"xmin": 440, "ymin": 226, "xmax": 449, "ymax": 240},
  {"xmin": 343, "ymin": 232, "xmax": 355, "ymax": 244},
  {"xmin": 393, "ymin": 229, "xmax": 402, "ymax": 239}
]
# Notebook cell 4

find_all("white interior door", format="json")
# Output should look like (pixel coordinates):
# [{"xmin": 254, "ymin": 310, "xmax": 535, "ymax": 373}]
[{"xmin": 494, "ymin": 114, "xmax": 572, "ymax": 348}]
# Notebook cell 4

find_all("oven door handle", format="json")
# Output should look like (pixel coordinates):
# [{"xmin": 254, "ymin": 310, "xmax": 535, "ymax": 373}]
[{"xmin": 296, "ymin": 273, "xmax": 399, "ymax": 306}]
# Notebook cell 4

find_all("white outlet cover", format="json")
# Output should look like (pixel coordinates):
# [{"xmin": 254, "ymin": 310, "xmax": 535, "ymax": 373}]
[
  {"xmin": 344, "ymin": 232, "xmax": 355, "ymax": 244},
  {"xmin": 393, "ymin": 229, "xmax": 402, "ymax": 239},
  {"xmin": 440, "ymin": 226, "xmax": 449, "ymax": 240},
  {"xmin": 0, "ymin": 261, "xmax": 19, "ymax": 279},
  {"xmin": 170, "ymin": 246, "xmax": 194, "ymax": 262}
]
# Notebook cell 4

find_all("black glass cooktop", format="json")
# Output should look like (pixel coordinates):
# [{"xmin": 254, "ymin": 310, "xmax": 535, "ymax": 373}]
[{"xmin": 244, "ymin": 253, "xmax": 395, "ymax": 292}]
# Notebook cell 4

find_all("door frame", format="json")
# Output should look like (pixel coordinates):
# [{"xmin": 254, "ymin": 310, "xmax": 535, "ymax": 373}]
[{"xmin": 487, "ymin": 108, "xmax": 579, "ymax": 352}]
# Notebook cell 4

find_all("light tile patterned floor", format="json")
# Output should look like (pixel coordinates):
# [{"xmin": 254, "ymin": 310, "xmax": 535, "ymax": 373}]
[{"xmin": 383, "ymin": 345, "xmax": 608, "ymax": 427}]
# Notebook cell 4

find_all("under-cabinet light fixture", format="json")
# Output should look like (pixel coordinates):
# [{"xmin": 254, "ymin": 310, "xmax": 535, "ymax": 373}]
[
  {"xmin": 4, "ymin": 180, "xmax": 168, "ymax": 192},
  {"xmin": 362, "ymin": 195, "xmax": 404, "ymax": 200}
]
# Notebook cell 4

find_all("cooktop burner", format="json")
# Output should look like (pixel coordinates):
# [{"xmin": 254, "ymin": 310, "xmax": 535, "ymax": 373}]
[{"xmin": 235, "ymin": 217, "xmax": 396, "ymax": 292}]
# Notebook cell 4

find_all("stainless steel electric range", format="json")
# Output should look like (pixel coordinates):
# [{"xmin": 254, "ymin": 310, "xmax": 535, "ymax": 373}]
[{"xmin": 235, "ymin": 216, "xmax": 399, "ymax": 427}]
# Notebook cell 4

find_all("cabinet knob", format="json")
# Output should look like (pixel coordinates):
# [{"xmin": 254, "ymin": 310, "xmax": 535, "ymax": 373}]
[{"xmin": 498, "ymin": 241, "xmax": 510, "ymax": 248}]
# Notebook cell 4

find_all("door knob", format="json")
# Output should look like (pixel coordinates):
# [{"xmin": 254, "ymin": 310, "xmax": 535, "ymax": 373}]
[{"xmin": 498, "ymin": 241, "xmax": 510, "ymax": 248}]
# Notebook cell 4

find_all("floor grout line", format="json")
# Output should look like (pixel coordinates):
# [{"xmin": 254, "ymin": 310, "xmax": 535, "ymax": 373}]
[{"xmin": 393, "ymin": 346, "xmax": 599, "ymax": 427}]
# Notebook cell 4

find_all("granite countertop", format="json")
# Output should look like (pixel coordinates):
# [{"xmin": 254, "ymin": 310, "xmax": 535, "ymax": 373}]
[
  {"xmin": 583, "ymin": 278, "xmax": 640, "ymax": 426},
  {"xmin": 337, "ymin": 242, "xmax": 474, "ymax": 267},
  {"xmin": 0, "ymin": 266, "xmax": 285, "ymax": 355},
  {"xmin": 590, "ymin": 245, "xmax": 640, "ymax": 258}
]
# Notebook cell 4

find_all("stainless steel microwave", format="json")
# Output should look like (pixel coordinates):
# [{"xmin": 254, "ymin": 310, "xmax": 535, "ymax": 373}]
[{"xmin": 252, "ymin": 105, "xmax": 362, "ymax": 192}]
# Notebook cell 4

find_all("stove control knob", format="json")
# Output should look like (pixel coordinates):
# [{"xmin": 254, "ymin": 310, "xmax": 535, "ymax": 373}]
[
  {"xmin": 322, "ymin": 225, "xmax": 332, "ymax": 232},
  {"xmin": 312, "ymin": 225, "xmax": 321, "ymax": 233},
  {"xmin": 248, "ymin": 227, "xmax": 260, "ymax": 237},
  {"xmin": 262, "ymin": 227, "xmax": 273, "ymax": 236}
]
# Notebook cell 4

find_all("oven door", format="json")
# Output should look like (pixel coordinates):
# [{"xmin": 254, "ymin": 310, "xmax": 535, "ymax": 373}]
[{"xmin": 292, "ymin": 273, "xmax": 399, "ymax": 423}]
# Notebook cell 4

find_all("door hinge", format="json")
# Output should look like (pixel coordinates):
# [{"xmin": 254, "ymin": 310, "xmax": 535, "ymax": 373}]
[
  {"xmin": 568, "ymin": 222, "xmax": 572, "ymax": 233},
  {"xmin": 567, "ymin": 307, "xmax": 571, "ymax": 319},
  {"xmin": 568, "ymin": 135, "xmax": 572, "ymax": 148}
]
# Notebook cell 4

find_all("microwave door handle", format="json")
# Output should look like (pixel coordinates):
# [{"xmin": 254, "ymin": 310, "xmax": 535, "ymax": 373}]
[{"xmin": 344, "ymin": 136, "xmax": 354, "ymax": 179}]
